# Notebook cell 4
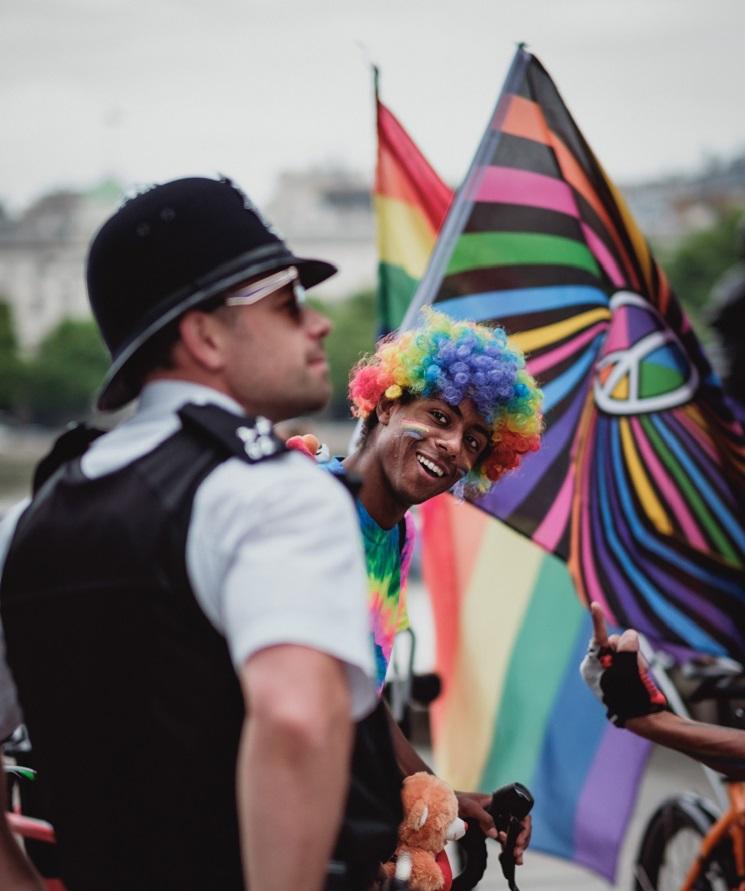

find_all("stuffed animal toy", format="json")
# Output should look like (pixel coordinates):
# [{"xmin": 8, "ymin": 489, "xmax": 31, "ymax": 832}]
[
  {"xmin": 384, "ymin": 771, "xmax": 466, "ymax": 891},
  {"xmin": 285, "ymin": 433, "xmax": 330, "ymax": 462}
]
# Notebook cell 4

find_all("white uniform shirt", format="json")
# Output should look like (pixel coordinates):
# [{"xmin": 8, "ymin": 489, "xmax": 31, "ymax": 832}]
[{"xmin": 0, "ymin": 380, "xmax": 377, "ymax": 737}]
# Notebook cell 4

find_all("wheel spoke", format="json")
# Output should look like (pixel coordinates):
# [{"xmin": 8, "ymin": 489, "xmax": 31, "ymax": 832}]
[
  {"xmin": 657, "ymin": 827, "xmax": 701, "ymax": 891},
  {"xmin": 635, "ymin": 800, "xmax": 732, "ymax": 891}
]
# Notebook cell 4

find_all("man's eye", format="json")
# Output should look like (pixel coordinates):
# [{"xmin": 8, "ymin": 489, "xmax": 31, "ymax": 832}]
[{"xmin": 430, "ymin": 410, "xmax": 448, "ymax": 424}]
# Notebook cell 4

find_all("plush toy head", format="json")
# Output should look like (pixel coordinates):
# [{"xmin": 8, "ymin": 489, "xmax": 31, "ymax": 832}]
[
  {"xmin": 399, "ymin": 772, "xmax": 463, "ymax": 853},
  {"xmin": 385, "ymin": 772, "xmax": 466, "ymax": 891},
  {"xmin": 285, "ymin": 433, "xmax": 320, "ymax": 458},
  {"xmin": 285, "ymin": 433, "xmax": 330, "ymax": 462}
]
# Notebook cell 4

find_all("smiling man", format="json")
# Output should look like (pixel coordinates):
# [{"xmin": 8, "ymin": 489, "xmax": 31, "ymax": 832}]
[{"xmin": 326, "ymin": 308, "xmax": 543, "ymax": 864}]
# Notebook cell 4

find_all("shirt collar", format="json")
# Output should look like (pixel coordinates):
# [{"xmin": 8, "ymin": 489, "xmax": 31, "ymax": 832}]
[{"xmin": 135, "ymin": 380, "xmax": 246, "ymax": 420}]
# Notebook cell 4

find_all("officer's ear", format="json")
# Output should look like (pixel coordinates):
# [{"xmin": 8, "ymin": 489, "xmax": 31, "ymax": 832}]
[{"xmin": 178, "ymin": 310, "xmax": 227, "ymax": 372}]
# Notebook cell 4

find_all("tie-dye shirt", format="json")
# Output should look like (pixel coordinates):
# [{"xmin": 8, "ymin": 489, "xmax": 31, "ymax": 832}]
[{"xmin": 324, "ymin": 459, "xmax": 414, "ymax": 690}]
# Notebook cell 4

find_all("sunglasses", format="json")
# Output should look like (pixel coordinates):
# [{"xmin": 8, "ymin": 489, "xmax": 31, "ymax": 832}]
[{"xmin": 223, "ymin": 265, "xmax": 306, "ymax": 308}]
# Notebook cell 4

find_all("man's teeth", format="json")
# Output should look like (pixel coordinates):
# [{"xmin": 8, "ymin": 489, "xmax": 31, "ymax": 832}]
[{"xmin": 416, "ymin": 454, "xmax": 444, "ymax": 478}]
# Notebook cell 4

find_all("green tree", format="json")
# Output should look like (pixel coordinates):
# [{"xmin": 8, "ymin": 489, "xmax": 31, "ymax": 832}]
[
  {"xmin": 309, "ymin": 289, "xmax": 378, "ymax": 418},
  {"xmin": 0, "ymin": 301, "xmax": 24, "ymax": 415},
  {"xmin": 24, "ymin": 319, "xmax": 109, "ymax": 427},
  {"xmin": 663, "ymin": 209, "xmax": 743, "ymax": 328}
]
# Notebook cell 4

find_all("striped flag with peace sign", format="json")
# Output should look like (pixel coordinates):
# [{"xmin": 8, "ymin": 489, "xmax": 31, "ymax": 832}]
[{"xmin": 406, "ymin": 46, "xmax": 745, "ymax": 660}]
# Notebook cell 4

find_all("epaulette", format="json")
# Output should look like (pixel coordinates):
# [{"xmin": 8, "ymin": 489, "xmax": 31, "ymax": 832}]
[
  {"xmin": 178, "ymin": 402, "xmax": 286, "ymax": 464},
  {"xmin": 32, "ymin": 423, "xmax": 105, "ymax": 494}
]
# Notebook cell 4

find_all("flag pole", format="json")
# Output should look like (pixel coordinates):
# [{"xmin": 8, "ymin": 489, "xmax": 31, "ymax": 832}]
[
  {"xmin": 348, "ymin": 61, "xmax": 383, "ymax": 455},
  {"xmin": 370, "ymin": 61, "xmax": 392, "ymax": 340},
  {"xmin": 399, "ymin": 43, "xmax": 531, "ymax": 331}
]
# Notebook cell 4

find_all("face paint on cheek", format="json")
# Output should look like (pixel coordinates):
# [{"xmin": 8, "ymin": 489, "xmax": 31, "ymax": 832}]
[{"xmin": 399, "ymin": 419, "xmax": 431, "ymax": 441}]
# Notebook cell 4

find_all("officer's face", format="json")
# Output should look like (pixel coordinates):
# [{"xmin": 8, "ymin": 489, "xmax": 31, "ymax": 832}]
[{"xmin": 215, "ymin": 281, "xmax": 333, "ymax": 421}]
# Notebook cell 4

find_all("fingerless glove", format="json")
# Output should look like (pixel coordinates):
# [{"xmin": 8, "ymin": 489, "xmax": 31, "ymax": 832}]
[{"xmin": 599, "ymin": 649, "xmax": 668, "ymax": 727}]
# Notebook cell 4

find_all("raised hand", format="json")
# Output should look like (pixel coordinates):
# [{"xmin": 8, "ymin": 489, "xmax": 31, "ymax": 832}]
[{"xmin": 582, "ymin": 602, "xmax": 667, "ymax": 726}]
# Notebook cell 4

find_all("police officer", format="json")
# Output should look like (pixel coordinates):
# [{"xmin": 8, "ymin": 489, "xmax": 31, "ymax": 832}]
[{"xmin": 0, "ymin": 177, "xmax": 377, "ymax": 891}]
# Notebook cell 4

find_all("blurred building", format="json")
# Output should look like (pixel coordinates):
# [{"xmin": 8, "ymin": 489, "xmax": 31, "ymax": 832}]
[
  {"xmin": 0, "ymin": 168, "xmax": 377, "ymax": 350},
  {"xmin": 0, "ymin": 181, "xmax": 121, "ymax": 350},
  {"xmin": 623, "ymin": 153, "xmax": 745, "ymax": 248},
  {"xmin": 265, "ymin": 166, "xmax": 376, "ymax": 300},
  {"xmin": 3, "ymin": 156, "xmax": 745, "ymax": 349}
]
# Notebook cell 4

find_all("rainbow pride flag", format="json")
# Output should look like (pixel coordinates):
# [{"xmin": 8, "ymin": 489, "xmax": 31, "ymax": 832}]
[
  {"xmin": 373, "ymin": 69, "xmax": 452, "ymax": 333},
  {"xmin": 421, "ymin": 496, "xmax": 650, "ymax": 880}
]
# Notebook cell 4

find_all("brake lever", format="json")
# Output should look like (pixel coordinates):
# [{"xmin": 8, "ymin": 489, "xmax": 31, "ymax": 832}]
[{"xmin": 489, "ymin": 782, "xmax": 534, "ymax": 891}]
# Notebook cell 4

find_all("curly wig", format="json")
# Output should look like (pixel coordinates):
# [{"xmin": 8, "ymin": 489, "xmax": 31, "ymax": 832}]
[{"xmin": 349, "ymin": 308, "xmax": 543, "ymax": 496}]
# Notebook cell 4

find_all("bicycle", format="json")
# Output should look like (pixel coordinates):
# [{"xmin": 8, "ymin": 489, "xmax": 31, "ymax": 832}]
[{"xmin": 633, "ymin": 659, "xmax": 745, "ymax": 891}]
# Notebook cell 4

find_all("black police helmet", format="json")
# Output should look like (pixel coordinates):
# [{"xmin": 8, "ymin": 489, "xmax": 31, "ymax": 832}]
[{"xmin": 87, "ymin": 176, "xmax": 337, "ymax": 410}]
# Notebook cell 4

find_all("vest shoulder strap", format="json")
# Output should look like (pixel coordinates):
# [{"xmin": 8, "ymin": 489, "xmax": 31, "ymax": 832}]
[
  {"xmin": 31, "ymin": 403, "xmax": 287, "ymax": 498},
  {"xmin": 32, "ymin": 423, "xmax": 105, "ymax": 495},
  {"xmin": 177, "ymin": 402, "xmax": 287, "ymax": 465}
]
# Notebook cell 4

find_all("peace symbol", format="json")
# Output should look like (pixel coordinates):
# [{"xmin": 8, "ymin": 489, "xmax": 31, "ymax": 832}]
[{"xmin": 593, "ymin": 291, "xmax": 699, "ymax": 415}]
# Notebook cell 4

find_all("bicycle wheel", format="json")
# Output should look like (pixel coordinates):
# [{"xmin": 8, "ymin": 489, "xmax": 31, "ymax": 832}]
[{"xmin": 634, "ymin": 794, "xmax": 734, "ymax": 891}]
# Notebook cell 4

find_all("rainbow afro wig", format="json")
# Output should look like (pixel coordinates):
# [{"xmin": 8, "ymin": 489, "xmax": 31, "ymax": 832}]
[{"xmin": 349, "ymin": 308, "xmax": 543, "ymax": 497}]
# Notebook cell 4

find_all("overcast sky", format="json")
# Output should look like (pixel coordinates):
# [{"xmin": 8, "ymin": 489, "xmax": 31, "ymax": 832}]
[{"xmin": 2, "ymin": 0, "xmax": 745, "ymax": 213}]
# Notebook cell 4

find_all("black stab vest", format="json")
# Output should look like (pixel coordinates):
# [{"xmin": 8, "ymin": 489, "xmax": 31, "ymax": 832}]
[{"xmin": 0, "ymin": 403, "xmax": 286, "ymax": 891}]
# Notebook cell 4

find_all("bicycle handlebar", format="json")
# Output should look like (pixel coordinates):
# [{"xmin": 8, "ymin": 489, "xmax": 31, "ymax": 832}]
[{"xmin": 489, "ymin": 783, "xmax": 534, "ymax": 891}]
